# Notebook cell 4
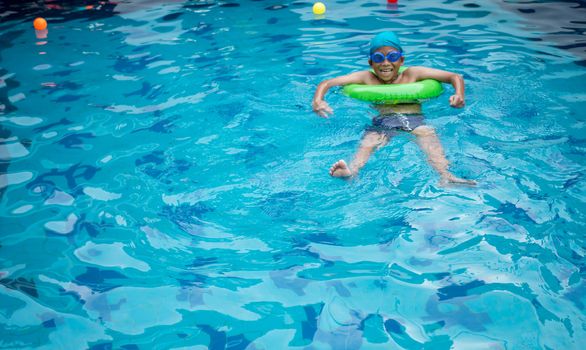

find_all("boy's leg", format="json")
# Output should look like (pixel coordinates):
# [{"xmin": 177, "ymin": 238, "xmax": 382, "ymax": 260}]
[
  {"xmin": 411, "ymin": 125, "xmax": 476, "ymax": 185},
  {"xmin": 330, "ymin": 131, "xmax": 389, "ymax": 177}
]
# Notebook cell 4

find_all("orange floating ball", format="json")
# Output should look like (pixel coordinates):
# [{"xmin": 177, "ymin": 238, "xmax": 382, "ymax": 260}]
[{"xmin": 33, "ymin": 17, "xmax": 47, "ymax": 31}]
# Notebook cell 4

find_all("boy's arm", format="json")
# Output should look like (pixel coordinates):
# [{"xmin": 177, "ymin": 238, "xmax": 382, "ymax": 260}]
[
  {"xmin": 312, "ymin": 71, "xmax": 369, "ymax": 117},
  {"xmin": 404, "ymin": 67, "xmax": 465, "ymax": 108}
]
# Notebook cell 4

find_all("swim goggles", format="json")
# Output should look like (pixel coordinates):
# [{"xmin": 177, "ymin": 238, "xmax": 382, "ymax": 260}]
[{"xmin": 370, "ymin": 51, "xmax": 403, "ymax": 63}]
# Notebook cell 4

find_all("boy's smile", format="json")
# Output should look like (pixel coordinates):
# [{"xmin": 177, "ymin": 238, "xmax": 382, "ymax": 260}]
[{"xmin": 369, "ymin": 46, "xmax": 404, "ymax": 84}]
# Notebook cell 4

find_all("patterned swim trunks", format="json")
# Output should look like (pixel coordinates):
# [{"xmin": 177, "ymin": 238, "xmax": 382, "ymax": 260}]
[{"xmin": 366, "ymin": 113, "xmax": 425, "ymax": 136}]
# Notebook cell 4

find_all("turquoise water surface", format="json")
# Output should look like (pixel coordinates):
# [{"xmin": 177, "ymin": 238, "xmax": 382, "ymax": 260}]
[{"xmin": 1, "ymin": 0, "xmax": 585, "ymax": 349}]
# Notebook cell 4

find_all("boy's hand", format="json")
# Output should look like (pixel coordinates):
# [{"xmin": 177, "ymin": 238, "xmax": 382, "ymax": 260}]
[
  {"xmin": 449, "ymin": 94, "xmax": 465, "ymax": 108},
  {"xmin": 312, "ymin": 100, "xmax": 333, "ymax": 118}
]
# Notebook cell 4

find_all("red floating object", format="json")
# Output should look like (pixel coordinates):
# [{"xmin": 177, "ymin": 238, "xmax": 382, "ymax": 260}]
[{"xmin": 33, "ymin": 17, "xmax": 47, "ymax": 30}]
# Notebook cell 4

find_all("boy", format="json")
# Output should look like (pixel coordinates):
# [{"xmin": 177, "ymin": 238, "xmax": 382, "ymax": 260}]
[{"xmin": 312, "ymin": 31, "xmax": 475, "ymax": 185}]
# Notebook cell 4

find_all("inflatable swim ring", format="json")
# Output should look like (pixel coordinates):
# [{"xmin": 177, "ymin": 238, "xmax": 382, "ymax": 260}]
[{"xmin": 343, "ymin": 67, "xmax": 443, "ymax": 104}]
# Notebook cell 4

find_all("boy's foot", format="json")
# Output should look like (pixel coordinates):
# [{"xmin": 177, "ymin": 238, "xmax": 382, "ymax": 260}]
[
  {"xmin": 329, "ymin": 160, "xmax": 353, "ymax": 178},
  {"xmin": 440, "ymin": 173, "xmax": 477, "ymax": 186}
]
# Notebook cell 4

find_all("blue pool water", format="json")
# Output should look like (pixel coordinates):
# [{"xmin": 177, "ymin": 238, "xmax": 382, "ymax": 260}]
[{"xmin": 1, "ymin": 0, "xmax": 585, "ymax": 349}]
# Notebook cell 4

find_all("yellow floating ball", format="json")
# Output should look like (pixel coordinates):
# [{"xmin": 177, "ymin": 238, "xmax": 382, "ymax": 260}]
[
  {"xmin": 313, "ymin": 2, "xmax": 326, "ymax": 15},
  {"xmin": 33, "ymin": 17, "xmax": 47, "ymax": 30}
]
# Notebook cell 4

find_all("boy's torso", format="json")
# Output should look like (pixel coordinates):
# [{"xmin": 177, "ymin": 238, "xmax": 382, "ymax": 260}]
[
  {"xmin": 362, "ymin": 69, "xmax": 416, "ymax": 85},
  {"xmin": 375, "ymin": 103, "xmax": 422, "ymax": 115},
  {"xmin": 361, "ymin": 69, "xmax": 422, "ymax": 114}
]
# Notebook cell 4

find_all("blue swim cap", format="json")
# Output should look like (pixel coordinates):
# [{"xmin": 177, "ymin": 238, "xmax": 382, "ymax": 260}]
[{"xmin": 369, "ymin": 31, "xmax": 403, "ymax": 54}]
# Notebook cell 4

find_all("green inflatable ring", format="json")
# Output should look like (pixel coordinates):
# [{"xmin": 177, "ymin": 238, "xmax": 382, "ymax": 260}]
[{"xmin": 343, "ymin": 67, "xmax": 443, "ymax": 104}]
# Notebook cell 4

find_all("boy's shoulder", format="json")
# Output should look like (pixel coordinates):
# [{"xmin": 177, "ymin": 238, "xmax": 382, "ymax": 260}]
[
  {"xmin": 334, "ymin": 70, "xmax": 376, "ymax": 85},
  {"xmin": 349, "ymin": 70, "xmax": 374, "ymax": 78},
  {"xmin": 399, "ymin": 66, "xmax": 429, "ymax": 80},
  {"xmin": 356, "ymin": 70, "xmax": 379, "ymax": 85},
  {"xmin": 401, "ymin": 66, "xmax": 425, "ymax": 74}
]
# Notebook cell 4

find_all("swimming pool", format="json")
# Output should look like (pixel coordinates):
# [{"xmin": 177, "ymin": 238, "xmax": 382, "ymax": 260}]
[{"xmin": 1, "ymin": 0, "xmax": 585, "ymax": 348}]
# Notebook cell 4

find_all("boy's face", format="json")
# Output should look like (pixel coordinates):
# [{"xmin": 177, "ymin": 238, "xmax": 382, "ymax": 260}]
[{"xmin": 369, "ymin": 46, "xmax": 404, "ymax": 83}]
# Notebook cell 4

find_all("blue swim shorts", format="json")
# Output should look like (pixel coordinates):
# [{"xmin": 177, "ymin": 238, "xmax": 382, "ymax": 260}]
[{"xmin": 366, "ymin": 113, "xmax": 425, "ymax": 136}]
